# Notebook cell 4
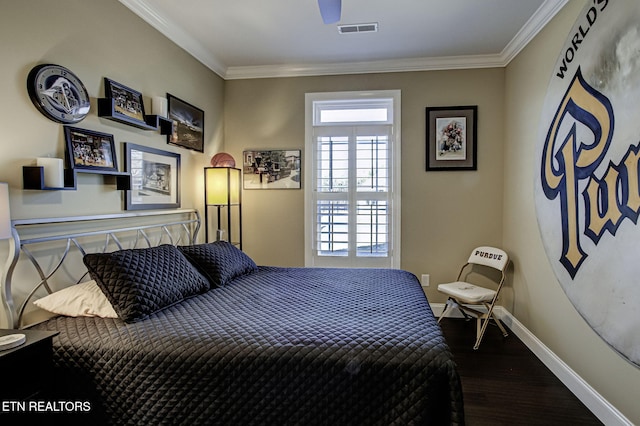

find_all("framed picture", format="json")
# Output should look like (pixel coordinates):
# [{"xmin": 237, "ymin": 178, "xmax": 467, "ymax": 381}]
[
  {"xmin": 104, "ymin": 78, "xmax": 146, "ymax": 126},
  {"xmin": 64, "ymin": 126, "xmax": 118, "ymax": 172},
  {"xmin": 167, "ymin": 93, "xmax": 204, "ymax": 152},
  {"xmin": 242, "ymin": 150, "xmax": 301, "ymax": 189},
  {"xmin": 426, "ymin": 105, "xmax": 477, "ymax": 171},
  {"xmin": 124, "ymin": 143, "xmax": 181, "ymax": 210}
]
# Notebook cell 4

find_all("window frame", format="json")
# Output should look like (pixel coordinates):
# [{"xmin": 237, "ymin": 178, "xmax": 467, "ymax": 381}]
[{"xmin": 304, "ymin": 90, "xmax": 401, "ymax": 268}]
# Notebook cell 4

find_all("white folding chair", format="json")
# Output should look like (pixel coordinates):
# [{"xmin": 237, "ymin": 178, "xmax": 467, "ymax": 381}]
[{"xmin": 437, "ymin": 246, "xmax": 510, "ymax": 350}]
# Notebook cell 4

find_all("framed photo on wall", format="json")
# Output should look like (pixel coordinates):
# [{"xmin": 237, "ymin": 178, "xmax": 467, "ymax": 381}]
[
  {"xmin": 64, "ymin": 126, "xmax": 118, "ymax": 172},
  {"xmin": 242, "ymin": 149, "xmax": 301, "ymax": 189},
  {"xmin": 124, "ymin": 143, "xmax": 181, "ymax": 210},
  {"xmin": 167, "ymin": 93, "xmax": 204, "ymax": 152},
  {"xmin": 104, "ymin": 78, "xmax": 147, "ymax": 126},
  {"xmin": 425, "ymin": 105, "xmax": 477, "ymax": 171}
]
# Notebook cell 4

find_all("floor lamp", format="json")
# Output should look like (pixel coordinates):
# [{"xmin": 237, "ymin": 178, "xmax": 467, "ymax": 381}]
[{"xmin": 204, "ymin": 167, "xmax": 242, "ymax": 248}]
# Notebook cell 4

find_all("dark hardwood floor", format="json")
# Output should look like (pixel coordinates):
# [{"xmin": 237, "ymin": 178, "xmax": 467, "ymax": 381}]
[{"xmin": 439, "ymin": 318, "xmax": 603, "ymax": 426}]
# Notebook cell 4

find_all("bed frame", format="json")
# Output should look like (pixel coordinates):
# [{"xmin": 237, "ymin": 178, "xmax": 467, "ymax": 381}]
[
  {"xmin": 1, "ymin": 209, "xmax": 200, "ymax": 329},
  {"xmin": 1, "ymin": 209, "xmax": 467, "ymax": 424}
]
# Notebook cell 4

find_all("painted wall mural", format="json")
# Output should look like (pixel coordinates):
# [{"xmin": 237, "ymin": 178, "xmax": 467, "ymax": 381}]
[{"xmin": 535, "ymin": 0, "xmax": 640, "ymax": 367}]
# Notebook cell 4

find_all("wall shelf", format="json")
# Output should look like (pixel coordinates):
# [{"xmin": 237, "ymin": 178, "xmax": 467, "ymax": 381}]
[
  {"xmin": 97, "ymin": 98, "xmax": 173, "ymax": 134},
  {"xmin": 23, "ymin": 166, "xmax": 131, "ymax": 191}
]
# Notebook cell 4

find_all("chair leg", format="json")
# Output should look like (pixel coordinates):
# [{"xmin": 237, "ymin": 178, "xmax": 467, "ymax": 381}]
[
  {"xmin": 473, "ymin": 305, "xmax": 507, "ymax": 350},
  {"xmin": 485, "ymin": 302, "xmax": 509, "ymax": 337},
  {"xmin": 473, "ymin": 318, "xmax": 488, "ymax": 350},
  {"xmin": 458, "ymin": 305, "xmax": 472, "ymax": 321},
  {"xmin": 437, "ymin": 298, "xmax": 456, "ymax": 323},
  {"xmin": 438, "ymin": 299, "xmax": 453, "ymax": 324},
  {"xmin": 493, "ymin": 315, "xmax": 509, "ymax": 337}
]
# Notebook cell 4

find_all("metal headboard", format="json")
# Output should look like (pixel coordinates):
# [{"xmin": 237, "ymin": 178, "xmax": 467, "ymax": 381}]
[{"xmin": 1, "ymin": 209, "xmax": 200, "ymax": 329}]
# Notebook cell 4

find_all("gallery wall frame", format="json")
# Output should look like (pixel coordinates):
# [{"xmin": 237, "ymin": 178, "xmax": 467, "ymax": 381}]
[
  {"xmin": 425, "ymin": 105, "xmax": 477, "ymax": 171},
  {"xmin": 124, "ymin": 143, "xmax": 181, "ymax": 210},
  {"xmin": 242, "ymin": 149, "xmax": 302, "ymax": 189},
  {"xmin": 167, "ymin": 93, "xmax": 204, "ymax": 152},
  {"xmin": 64, "ymin": 126, "xmax": 118, "ymax": 172},
  {"xmin": 104, "ymin": 77, "xmax": 147, "ymax": 127}
]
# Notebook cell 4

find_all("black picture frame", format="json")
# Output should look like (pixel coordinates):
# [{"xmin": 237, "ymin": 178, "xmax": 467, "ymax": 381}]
[
  {"xmin": 242, "ymin": 149, "xmax": 302, "ymax": 189},
  {"xmin": 167, "ymin": 93, "xmax": 204, "ymax": 152},
  {"xmin": 426, "ymin": 105, "xmax": 477, "ymax": 171},
  {"xmin": 104, "ymin": 78, "xmax": 147, "ymax": 126},
  {"xmin": 64, "ymin": 126, "xmax": 118, "ymax": 172},
  {"xmin": 124, "ymin": 143, "xmax": 181, "ymax": 210}
]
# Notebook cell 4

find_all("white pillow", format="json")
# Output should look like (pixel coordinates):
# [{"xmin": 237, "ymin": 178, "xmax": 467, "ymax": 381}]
[{"xmin": 33, "ymin": 280, "xmax": 118, "ymax": 318}]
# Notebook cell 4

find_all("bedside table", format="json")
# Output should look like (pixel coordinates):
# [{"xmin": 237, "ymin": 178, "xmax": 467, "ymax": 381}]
[{"xmin": 0, "ymin": 329, "xmax": 58, "ymax": 401}]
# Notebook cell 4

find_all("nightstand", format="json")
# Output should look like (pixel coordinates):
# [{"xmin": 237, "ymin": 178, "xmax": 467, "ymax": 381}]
[{"xmin": 0, "ymin": 329, "xmax": 58, "ymax": 401}]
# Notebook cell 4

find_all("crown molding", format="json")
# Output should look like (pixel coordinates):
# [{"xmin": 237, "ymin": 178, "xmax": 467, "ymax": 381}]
[
  {"xmin": 501, "ymin": 0, "xmax": 569, "ymax": 65},
  {"xmin": 118, "ymin": 0, "xmax": 227, "ymax": 77},
  {"xmin": 223, "ymin": 54, "xmax": 507, "ymax": 80},
  {"xmin": 120, "ymin": 0, "xmax": 568, "ymax": 80}
]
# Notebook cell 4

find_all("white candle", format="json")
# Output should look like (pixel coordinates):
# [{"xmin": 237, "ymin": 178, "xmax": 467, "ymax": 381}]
[
  {"xmin": 37, "ymin": 157, "xmax": 64, "ymax": 188},
  {"xmin": 152, "ymin": 96, "xmax": 168, "ymax": 117}
]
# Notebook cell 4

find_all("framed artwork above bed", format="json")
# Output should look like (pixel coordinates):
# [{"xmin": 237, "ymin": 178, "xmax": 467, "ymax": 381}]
[
  {"xmin": 124, "ymin": 143, "xmax": 180, "ymax": 210},
  {"xmin": 104, "ymin": 78, "xmax": 147, "ymax": 127},
  {"xmin": 64, "ymin": 126, "xmax": 118, "ymax": 172},
  {"xmin": 167, "ymin": 94, "xmax": 204, "ymax": 152}
]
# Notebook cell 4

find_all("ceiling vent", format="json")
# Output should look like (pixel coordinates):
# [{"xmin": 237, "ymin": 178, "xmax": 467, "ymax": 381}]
[{"xmin": 338, "ymin": 22, "xmax": 378, "ymax": 34}]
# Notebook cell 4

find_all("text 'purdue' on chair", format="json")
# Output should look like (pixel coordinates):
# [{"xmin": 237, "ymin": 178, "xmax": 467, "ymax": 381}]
[{"xmin": 437, "ymin": 246, "xmax": 510, "ymax": 350}]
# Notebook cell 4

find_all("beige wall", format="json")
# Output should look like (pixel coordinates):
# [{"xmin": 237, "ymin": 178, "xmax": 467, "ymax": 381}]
[
  {"xmin": 505, "ymin": 0, "xmax": 640, "ymax": 423},
  {"xmin": 0, "ymin": 0, "xmax": 224, "ymax": 221},
  {"xmin": 224, "ymin": 70, "xmax": 506, "ymax": 303}
]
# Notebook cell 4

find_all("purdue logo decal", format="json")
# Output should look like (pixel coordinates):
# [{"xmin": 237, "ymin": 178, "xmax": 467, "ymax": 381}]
[
  {"xmin": 541, "ymin": 67, "xmax": 614, "ymax": 278},
  {"xmin": 535, "ymin": 0, "xmax": 640, "ymax": 367}
]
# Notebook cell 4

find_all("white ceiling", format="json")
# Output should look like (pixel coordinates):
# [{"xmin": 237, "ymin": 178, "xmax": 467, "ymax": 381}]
[{"xmin": 119, "ymin": 0, "xmax": 568, "ymax": 80}]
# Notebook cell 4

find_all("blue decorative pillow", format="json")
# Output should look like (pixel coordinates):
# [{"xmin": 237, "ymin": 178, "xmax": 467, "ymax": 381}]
[
  {"xmin": 83, "ymin": 245, "xmax": 210, "ymax": 323},
  {"xmin": 178, "ymin": 241, "xmax": 257, "ymax": 287}
]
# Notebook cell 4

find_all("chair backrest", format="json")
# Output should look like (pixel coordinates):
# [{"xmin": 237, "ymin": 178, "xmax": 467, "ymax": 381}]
[{"xmin": 467, "ymin": 246, "xmax": 509, "ymax": 271}]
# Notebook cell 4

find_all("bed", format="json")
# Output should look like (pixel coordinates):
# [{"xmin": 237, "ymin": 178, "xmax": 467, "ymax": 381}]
[{"xmin": 1, "ymin": 210, "xmax": 465, "ymax": 425}]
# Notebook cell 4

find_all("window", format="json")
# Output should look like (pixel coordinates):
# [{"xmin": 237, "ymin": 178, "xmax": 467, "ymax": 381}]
[{"xmin": 305, "ymin": 91, "xmax": 401, "ymax": 268}]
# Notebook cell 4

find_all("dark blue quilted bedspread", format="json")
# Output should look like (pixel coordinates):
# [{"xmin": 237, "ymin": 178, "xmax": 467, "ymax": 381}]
[{"xmin": 33, "ymin": 267, "xmax": 465, "ymax": 425}]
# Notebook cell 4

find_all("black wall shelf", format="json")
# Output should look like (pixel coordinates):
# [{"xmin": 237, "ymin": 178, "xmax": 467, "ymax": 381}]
[
  {"xmin": 97, "ymin": 98, "xmax": 172, "ymax": 134},
  {"xmin": 23, "ymin": 166, "xmax": 131, "ymax": 191}
]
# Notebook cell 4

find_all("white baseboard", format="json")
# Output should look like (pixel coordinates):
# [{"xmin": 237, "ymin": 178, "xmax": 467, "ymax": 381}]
[{"xmin": 432, "ymin": 303, "xmax": 633, "ymax": 426}]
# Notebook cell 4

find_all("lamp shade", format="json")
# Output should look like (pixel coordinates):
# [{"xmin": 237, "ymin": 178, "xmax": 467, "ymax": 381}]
[
  {"xmin": 0, "ymin": 182, "xmax": 12, "ymax": 240},
  {"xmin": 205, "ymin": 167, "xmax": 240, "ymax": 206}
]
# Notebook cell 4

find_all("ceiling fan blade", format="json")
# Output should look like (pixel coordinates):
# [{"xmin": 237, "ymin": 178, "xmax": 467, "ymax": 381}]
[{"xmin": 318, "ymin": 0, "xmax": 341, "ymax": 24}]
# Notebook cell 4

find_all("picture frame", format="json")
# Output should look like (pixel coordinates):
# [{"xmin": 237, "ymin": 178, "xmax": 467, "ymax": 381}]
[
  {"xmin": 124, "ymin": 143, "xmax": 181, "ymax": 210},
  {"xmin": 64, "ymin": 126, "xmax": 118, "ymax": 172},
  {"xmin": 242, "ymin": 150, "xmax": 302, "ymax": 189},
  {"xmin": 167, "ymin": 93, "xmax": 204, "ymax": 152},
  {"xmin": 425, "ymin": 105, "xmax": 477, "ymax": 171},
  {"xmin": 104, "ymin": 78, "xmax": 147, "ymax": 126}
]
